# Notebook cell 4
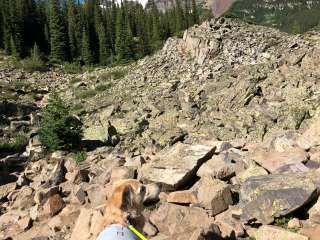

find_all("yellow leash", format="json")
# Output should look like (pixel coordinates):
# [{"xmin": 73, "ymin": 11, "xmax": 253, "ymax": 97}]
[{"xmin": 128, "ymin": 225, "xmax": 149, "ymax": 240}]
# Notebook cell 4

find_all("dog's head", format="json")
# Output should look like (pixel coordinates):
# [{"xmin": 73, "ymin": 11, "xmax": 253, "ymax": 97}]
[{"xmin": 106, "ymin": 180, "xmax": 157, "ymax": 224}]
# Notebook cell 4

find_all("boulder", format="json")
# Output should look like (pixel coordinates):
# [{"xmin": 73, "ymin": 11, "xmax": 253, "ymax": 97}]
[
  {"xmin": 139, "ymin": 142, "xmax": 215, "ymax": 190},
  {"xmin": 299, "ymin": 225, "xmax": 320, "ymax": 240},
  {"xmin": 10, "ymin": 186, "xmax": 35, "ymax": 210},
  {"xmin": 214, "ymin": 206, "xmax": 245, "ymax": 238},
  {"xmin": 297, "ymin": 118, "xmax": 320, "ymax": 150},
  {"xmin": 0, "ymin": 182, "xmax": 16, "ymax": 200},
  {"xmin": 43, "ymin": 194, "xmax": 65, "ymax": 217},
  {"xmin": 308, "ymin": 197, "xmax": 320, "ymax": 223},
  {"xmin": 86, "ymin": 184, "xmax": 110, "ymax": 208},
  {"xmin": 197, "ymin": 154, "xmax": 235, "ymax": 180},
  {"xmin": 124, "ymin": 155, "xmax": 145, "ymax": 168},
  {"xmin": 232, "ymin": 164, "xmax": 268, "ymax": 184},
  {"xmin": 166, "ymin": 190, "xmax": 198, "ymax": 204},
  {"xmin": 273, "ymin": 163, "xmax": 309, "ymax": 174},
  {"xmin": 110, "ymin": 166, "xmax": 135, "ymax": 182},
  {"xmin": 250, "ymin": 147, "xmax": 308, "ymax": 173},
  {"xmin": 255, "ymin": 225, "xmax": 308, "ymax": 240},
  {"xmin": 48, "ymin": 204, "xmax": 80, "ymax": 233},
  {"xmin": 71, "ymin": 185, "xmax": 87, "ymax": 204},
  {"xmin": 287, "ymin": 218, "xmax": 302, "ymax": 229},
  {"xmin": 18, "ymin": 216, "xmax": 32, "ymax": 231},
  {"xmin": 70, "ymin": 208, "xmax": 104, "ymax": 240},
  {"xmin": 34, "ymin": 186, "xmax": 59, "ymax": 205},
  {"xmin": 193, "ymin": 176, "xmax": 233, "ymax": 216},
  {"xmin": 149, "ymin": 203, "xmax": 221, "ymax": 239},
  {"xmin": 240, "ymin": 173, "xmax": 317, "ymax": 224}
]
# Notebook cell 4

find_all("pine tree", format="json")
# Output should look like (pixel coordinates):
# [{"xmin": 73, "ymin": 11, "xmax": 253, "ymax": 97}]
[
  {"xmin": 149, "ymin": 0, "xmax": 161, "ymax": 51},
  {"xmin": 11, "ymin": 0, "xmax": 24, "ymax": 58},
  {"xmin": 49, "ymin": 0, "xmax": 67, "ymax": 62},
  {"xmin": 81, "ymin": 25, "xmax": 94, "ymax": 64},
  {"xmin": 175, "ymin": 0, "xmax": 185, "ymax": 34},
  {"xmin": 10, "ymin": 35, "xmax": 18, "ymax": 58},
  {"xmin": 0, "ymin": 1, "xmax": 4, "ymax": 49},
  {"xmin": 115, "ymin": 3, "xmax": 134, "ymax": 63},
  {"xmin": 135, "ymin": 5, "xmax": 150, "ymax": 58},
  {"xmin": 94, "ymin": 3, "xmax": 110, "ymax": 65},
  {"xmin": 110, "ymin": 0, "xmax": 118, "ymax": 51},
  {"xmin": 191, "ymin": 0, "xmax": 199, "ymax": 25},
  {"xmin": 2, "ymin": 0, "xmax": 12, "ymax": 54},
  {"xmin": 67, "ymin": 0, "xmax": 81, "ymax": 60},
  {"xmin": 31, "ymin": 42, "xmax": 41, "ymax": 62}
]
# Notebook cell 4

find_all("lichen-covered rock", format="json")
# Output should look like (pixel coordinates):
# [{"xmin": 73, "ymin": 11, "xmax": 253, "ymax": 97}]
[
  {"xmin": 255, "ymin": 225, "xmax": 308, "ymax": 240},
  {"xmin": 240, "ymin": 173, "xmax": 317, "ymax": 224},
  {"xmin": 149, "ymin": 203, "xmax": 221, "ymax": 239}
]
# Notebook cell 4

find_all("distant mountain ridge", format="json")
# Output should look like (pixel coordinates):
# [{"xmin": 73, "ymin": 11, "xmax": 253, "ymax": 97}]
[{"xmin": 229, "ymin": 0, "xmax": 320, "ymax": 33}]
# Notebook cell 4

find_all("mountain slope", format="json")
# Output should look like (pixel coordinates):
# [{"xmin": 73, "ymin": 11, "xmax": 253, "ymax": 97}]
[{"xmin": 75, "ymin": 17, "xmax": 320, "ymax": 153}]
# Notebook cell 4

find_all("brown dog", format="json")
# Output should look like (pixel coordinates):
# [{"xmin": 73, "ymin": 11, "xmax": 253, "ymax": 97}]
[{"xmin": 99, "ymin": 179, "xmax": 148, "ymax": 231}]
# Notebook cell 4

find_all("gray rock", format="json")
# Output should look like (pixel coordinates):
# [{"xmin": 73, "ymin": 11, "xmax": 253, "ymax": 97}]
[
  {"xmin": 250, "ymin": 147, "xmax": 308, "ymax": 173},
  {"xmin": 240, "ymin": 173, "xmax": 318, "ymax": 224},
  {"xmin": 197, "ymin": 154, "xmax": 236, "ymax": 180},
  {"xmin": 193, "ymin": 176, "xmax": 233, "ymax": 216},
  {"xmin": 139, "ymin": 142, "xmax": 215, "ymax": 190},
  {"xmin": 149, "ymin": 203, "xmax": 221, "ymax": 239}
]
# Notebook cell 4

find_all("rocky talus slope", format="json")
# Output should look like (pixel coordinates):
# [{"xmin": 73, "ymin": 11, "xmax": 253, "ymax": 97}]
[{"xmin": 1, "ymin": 18, "xmax": 320, "ymax": 240}]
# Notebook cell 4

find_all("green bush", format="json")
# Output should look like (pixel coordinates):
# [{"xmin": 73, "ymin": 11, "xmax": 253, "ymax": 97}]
[
  {"xmin": 99, "ymin": 69, "xmax": 127, "ymax": 82},
  {"xmin": 18, "ymin": 57, "xmax": 47, "ymax": 72},
  {"xmin": 75, "ymin": 89, "xmax": 97, "ymax": 99},
  {"xmin": 39, "ymin": 94, "xmax": 83, "ymax": 151},
  {"xmin": 18, "ymin": 43, "xmax": 47, "ymax": 72},
  {"xmin": 70, "ymin": 77, "xmax": 82, "ymax": 85},
  {"xmin": 63, "ymin": 62, "xmax": 83, "ymax": 74},
  {"xmin": 95, "ymin": 83, "xmax": 111, "ymax": 92},
  {"xmin": 75, "ymin": 151, "xmax": 87, "ymax": 164},
  {"xmin": 0, "ymin": 133, "xmax": 28, "ymax": 153}
]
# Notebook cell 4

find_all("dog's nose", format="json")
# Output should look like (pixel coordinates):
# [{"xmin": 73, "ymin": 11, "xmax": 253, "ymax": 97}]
[{"xmin": 144, "ymin": 183, "xmax": 161, "ymax": 204}]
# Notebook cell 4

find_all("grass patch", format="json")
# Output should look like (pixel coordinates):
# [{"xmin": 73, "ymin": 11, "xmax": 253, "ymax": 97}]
[
  {"xmin": 95, "ymin": 83, "xmax": 111, "ymax": 92},
  {"xmin": 70, "ymin": 77, "xmax": 82, "ymax": 85},
  {"xmin": 63, "ymin": 62, "xmax": 83, "ymax": 74},
  {"xmin": 76, "ymin": 89, "xmax": 97, "ymax": 99},
  {"xmin": 99, "ymin": 69, "xmax": 127, "ymax": 82},
  {"xmin": 75, "ymin": 150, "xmax": 87, "ymax": 164},
  {"xmin": 72, "ymin": 103, "xmax": 86, "ymax": 115},
  {"xmin": 0, "ymin": 133, "xmax": 28, "ymax": 153},
  {"xmin": 82, "ymin": 65, "xmax": 96, "ymax": 73},
  {"xmin": 13, "ymin": 80, "xmax": 29, "ymax": 89},
  {"xmin": 17, "ymin": 57, "xmax": 48, "ymax": 73},
  {"xmin": 274, "ymin": 217, "xmax": 291, "ymax": 228}
]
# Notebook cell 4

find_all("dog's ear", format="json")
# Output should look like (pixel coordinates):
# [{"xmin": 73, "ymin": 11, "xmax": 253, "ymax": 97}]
[{"xmin": 120, "ymin": 185, "xmax": 134, "ymax": 211}]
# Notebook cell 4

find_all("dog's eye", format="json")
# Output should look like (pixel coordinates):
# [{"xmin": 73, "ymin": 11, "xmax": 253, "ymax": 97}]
[{"xmin": 139, "ymin": 185, "xmax": 146, "ymax": 194}]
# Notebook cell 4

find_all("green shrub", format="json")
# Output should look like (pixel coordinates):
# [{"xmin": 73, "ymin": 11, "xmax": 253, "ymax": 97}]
[
  {"xmin": 39, "ymin": 94, "xmax": 83, "ymax": 151},
  {"xmin": 75, "ymin": 89, "xmax": 97, "ymax": 99},
  {"xmin": 275, "ymin": 217, "xmax": 291, "ymax": 227},
  {"xmin": 99, "ymin": 69, "xmax": 127, "ymax": 81},
  {"xmin": 0, "ymin": 133, "xmax": 28, "ymax": 153},
  {"xmin": 18, "ymin": 57, "xmax": 47, "ymax": 72},
  {"xmin": 72, "ymin": 103, "xmax": 85, "ymax": 114},
  {"xmin": 18, "ymin": 43, "xmax": 47, "ymax": 72},
  {"xmin": 63, "ymin": 62, "xmax": 83, "ymax": 74},
  {"xmin": 95, "ymin": 83, "xmax": 111, "ymax": 92},
  {"xmin": 75, "ymin": 150, "xmax": 87, "ymax": 164},
  {"xmin": 70, "ymin": 77, "xmax": 82, "ymax": 85}
]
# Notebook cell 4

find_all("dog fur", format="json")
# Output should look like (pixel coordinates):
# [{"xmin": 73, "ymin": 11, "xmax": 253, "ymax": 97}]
[{"xmin": 99, "ymin": 179, "xmax": 147, "ymax": 231}]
